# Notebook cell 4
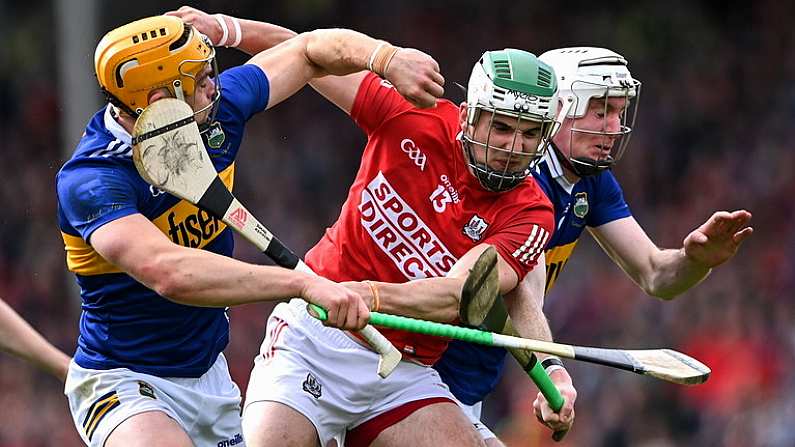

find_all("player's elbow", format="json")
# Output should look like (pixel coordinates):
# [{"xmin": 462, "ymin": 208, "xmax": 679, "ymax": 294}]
[
  {"xmin": 135, "ymin": 252, "xmax": 193, "ymax": 301},
  {"xmin": 151, "ymin": 277, "xmax": 190, "ymax": 302},
  {"xmin": 302, "ymin": 29, "xmax": 355, "ymax": 76}
]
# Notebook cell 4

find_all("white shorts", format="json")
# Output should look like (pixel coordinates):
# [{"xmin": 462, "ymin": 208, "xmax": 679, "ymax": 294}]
[
  {"xmin": 65, "ymin": 353, "xmax": 244, "ymax": 447},
  {"xmin": 244, "ymin": 299, "xmax": 457, "ymax": 446},
  {"xmin": 458, "ymin": 400, "xmax": 497, "ymax": 441}
]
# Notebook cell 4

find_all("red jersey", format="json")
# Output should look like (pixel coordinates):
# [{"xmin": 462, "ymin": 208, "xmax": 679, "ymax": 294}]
[{"xmin": 305, "ymin": 73, "xmax": 554, "ymax": 364}]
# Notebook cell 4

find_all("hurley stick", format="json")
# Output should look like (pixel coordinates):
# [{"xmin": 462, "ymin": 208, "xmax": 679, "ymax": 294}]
[{"xmin": 131, "ymin": 98, "xmax": 402, "ymax": 378}]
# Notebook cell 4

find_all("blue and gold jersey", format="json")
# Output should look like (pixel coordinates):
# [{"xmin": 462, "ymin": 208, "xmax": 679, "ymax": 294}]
[
  {"xmin": 57, "ymin": 64, "xmax": 269, "ymax": 377},
  {"xmin": 535, "ymin": 150, "xmax": 631, "ymax": 292},
  {"xmin": 435, "ymin": 149, "xmax": 632, "ymax": 405}
]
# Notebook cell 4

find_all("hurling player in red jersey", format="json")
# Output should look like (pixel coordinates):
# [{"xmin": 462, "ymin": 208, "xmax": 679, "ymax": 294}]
[{"xmin": 171, "ymin": 7, "xmax": 577, "ymax": 447}]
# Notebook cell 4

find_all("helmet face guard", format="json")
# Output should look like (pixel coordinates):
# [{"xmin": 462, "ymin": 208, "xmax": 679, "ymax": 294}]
[
  {"xmin": 463, "ymin": 49, "xmax": 559, "ymax": 192},
  {"xmin": 462, "ymin": 108, "xmax": 557, "ymax": 192},
  {"xmin": 540, "ymin": 47, "xmax": 641, "ymax": 177},
  {"xmin": 557, "ymin": 79, "xmax": 640, "ymax": 176},
  {"xmin": 176, "ymin": 43, "xmax": 222, "ymax": 135}
]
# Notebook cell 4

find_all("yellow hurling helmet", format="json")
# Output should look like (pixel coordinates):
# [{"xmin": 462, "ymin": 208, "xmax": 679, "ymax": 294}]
[{"xmin": 94, "ymin": 16, "xmax": 217, "ymax": 117}]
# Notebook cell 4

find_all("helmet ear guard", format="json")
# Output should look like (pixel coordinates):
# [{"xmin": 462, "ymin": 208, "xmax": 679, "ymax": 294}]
[{"xmin": 462, "ymin": 49, "xmax": 560, "ymax": 192}]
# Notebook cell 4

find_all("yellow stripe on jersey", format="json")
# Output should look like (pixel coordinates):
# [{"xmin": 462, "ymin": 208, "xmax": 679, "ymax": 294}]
[
  {"xmin": 62, "ymin": 232, "xmax": 123, "ymax": 275},
  {"xmin": 544, "ymin": 240, "xmax": 578, "ymax": 293},
  {"xmin": 62, "ymin": 164, "xmax": 235, "ymax": 276}
]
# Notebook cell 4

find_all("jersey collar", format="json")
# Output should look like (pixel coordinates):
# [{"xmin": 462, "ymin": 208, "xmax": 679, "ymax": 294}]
[
  {"xmin": 103, "ymin": 104, "xmax": 133, "ymax": 147},
  {"xmin": 542, "ymin": 146, "xmax": 578, "ymax": 194}
]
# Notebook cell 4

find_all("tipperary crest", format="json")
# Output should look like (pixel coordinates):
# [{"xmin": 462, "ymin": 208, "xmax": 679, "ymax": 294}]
[
  {"xmin": 302, "ymin": 372, "xmax": 322, "ymax": 399},
  {"xmin": 204, "ymin": 121, "xmax": 226, "ymax": 151},
  {"xmin": 463, "ymin": 215, "xmax": 489, "ymax": 242},
  {"xmin": 573, "ymin": 192, "xmax": 589, "ymax": 219},
  {"xmin": 138, "ymin": 381, "xmax": 156, "ymax": 399}
]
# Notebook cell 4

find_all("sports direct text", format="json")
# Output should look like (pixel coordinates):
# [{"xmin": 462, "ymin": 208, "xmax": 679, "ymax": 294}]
[{"xmin": 360, "ymin": 172, "xmax": 456, "ymax": 280}]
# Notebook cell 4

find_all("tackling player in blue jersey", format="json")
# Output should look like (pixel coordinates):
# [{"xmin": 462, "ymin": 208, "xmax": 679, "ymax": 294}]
[
  {"xmin": 434, "ymin": 47, "xmax": 753, "ymax": 445},
  {"xmin": 56, "ymin": 15, "xmax": 443, "ymax": 447}
]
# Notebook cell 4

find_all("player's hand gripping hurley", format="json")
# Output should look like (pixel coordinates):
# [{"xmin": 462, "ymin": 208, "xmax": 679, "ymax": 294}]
[
  {"xmin": 131, "ymin": 98, "xmax": 401, "ymax": 378},
  {"xmin": 459, "ymin": 247, "xmax": 568, "ymax": 440}
]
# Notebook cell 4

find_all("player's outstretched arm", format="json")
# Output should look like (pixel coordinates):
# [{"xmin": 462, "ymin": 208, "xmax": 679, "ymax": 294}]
[
  {"xmin": 167, "ymin": 6, "xmax": 443, "ymax": 113},
  {"xmin": 89, "ymin": 214, "xmax": 369, "ymax": 330},
  {"xmin": 0, "ymin": 298, "xmax": 71, "ymax": 382},
  {"xmin": 340, "ymin": 277, "xmax": 463, "ymax": 323},
  {"xmin": 336, "ymin": 242, "xmax": 526, "ymax": 324},
  {"xmin": 335, "ymin": 244, "xmax": 501, "ymax": 323},
  {"xmin": 166, "ymin": 6, "xmax": 297, "ymax": 56},
  {"xmin": 250, "ymin": 28, "xmax": 442, "ymax": 111},
  {"xmin": 590, "ymin": 210, "xmax": 753, "ymax": 299}
]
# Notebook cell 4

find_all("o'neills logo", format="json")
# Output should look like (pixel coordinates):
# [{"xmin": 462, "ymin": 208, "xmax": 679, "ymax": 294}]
[{"xmin": 360, "ymin": 172, "xmax": 457, "ymax": 280}]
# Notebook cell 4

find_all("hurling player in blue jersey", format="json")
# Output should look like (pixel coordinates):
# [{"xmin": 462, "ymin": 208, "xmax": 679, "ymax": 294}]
[
  {"xmin": 0, "ymin": 297, "xmax": 70, "ymax": 382},
  {"xmin": 56, "ymin": 14, "xmax": 443, "ymax": 447},
  {"xmin": 435, "ymin": 47, "xmax": 753, "ymax": 445}
]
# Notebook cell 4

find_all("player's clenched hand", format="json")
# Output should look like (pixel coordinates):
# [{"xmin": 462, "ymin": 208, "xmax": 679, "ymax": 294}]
[
  {"xmin": 165, "ymin": 6, "xmax": 220, "ymax": 46},
  {"xmin": 385, "ymin": 48, "xmax": 445, "ymax": 109},
  {"xmin": 683, "ymin": 210, "xmax": 753, "ymax": 268},
  {"xmin": 301, "ymin": 276, "xmax": 370, "ymax": 330},
  {"xmin": 533, "ymin": 368, "xmax": 577, "ymax": 436}
]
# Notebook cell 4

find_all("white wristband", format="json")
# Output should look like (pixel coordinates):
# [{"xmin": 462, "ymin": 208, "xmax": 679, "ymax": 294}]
[
  {"xmin": 214, "ymin": 14, "xmax": 229, "ymax": 47},
  {"xmin": 230, "ymin": 17, "xmax": 242, "ymax": 47}
]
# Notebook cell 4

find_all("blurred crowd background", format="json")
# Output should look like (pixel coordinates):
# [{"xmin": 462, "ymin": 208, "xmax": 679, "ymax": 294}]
[{"xmin": 1, "ymin": 0, "xmax": 793, "ymax": 445}]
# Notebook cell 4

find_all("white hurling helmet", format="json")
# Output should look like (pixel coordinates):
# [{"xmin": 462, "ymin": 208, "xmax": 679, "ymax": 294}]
[{"xmin": 539, "ymin": 47, "xmax": 641, "ymax": 176}]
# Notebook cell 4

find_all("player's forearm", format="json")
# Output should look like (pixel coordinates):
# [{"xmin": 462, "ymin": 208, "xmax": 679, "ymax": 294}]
[
  {"xmin": 0, "ymin": 299, "xmax": 70, "ymax": 381},
  {"xmin": 26, "ymin": 342, "xmax": 70, "ymax": 382},
  {"xmin": 503, "ymin": 285, "xmax": 553, "ymax": 343},
  {"xmin": 229, "ymin": 16, "xmax": 298, "ymax": 56},
  {"xmin": 643, "ymin": 248, "xmax": 711, "ymax": 300},
  {"xmin": 367, "ymin": 278, "xmax": 462, "ymax": 322},
  {"xmin": 503, "ymin": 261, "xmax": 558, "ymax": 365},
  {"xmin": 145, "ymin": 247, "xmax": 308, "ymax": 307},
  {"xmin": 0, "ymin": 299, "xmax": 51, "ymax": 358},
  {"xmin": 507, "ymin": 255, "xmax": 552, "ymax": 339},
  {"xmin": 303, "ymin": 29, "xmax": 387, "ymax": 77}
]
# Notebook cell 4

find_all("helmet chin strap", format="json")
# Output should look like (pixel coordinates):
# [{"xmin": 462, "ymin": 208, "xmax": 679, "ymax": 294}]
[
  {"xmin": 551, "ymin": 142, "xmax": 611, "ymax": 178},
  {"xmin": 461, "ymin": 136, "xmax": 528, "ymax": 192},
  {"xmin": 569, "ymin": 156, "xmax": 612, "ymax": 177}
]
